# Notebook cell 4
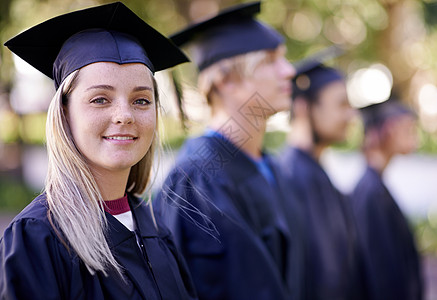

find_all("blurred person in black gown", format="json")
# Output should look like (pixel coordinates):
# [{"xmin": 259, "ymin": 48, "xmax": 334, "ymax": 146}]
[
  {"xmin": 274, "ymin": 59, "xmax": 367, "ymax": 299},
  {"xmin": 154, "ymin": 2, "xmax": 305, "ymax": 300},
  {"xmin": 352, "ymin": 98, "xmax": 423, "ymax": 300}
]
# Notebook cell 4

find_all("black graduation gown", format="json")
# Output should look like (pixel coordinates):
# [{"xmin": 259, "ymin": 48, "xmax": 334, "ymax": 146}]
[
  {"xmin": 0, "ymin": 193, "xmax": 197, "ymax": 300},
  {"xmin": 275, "ymin": 147, "xmax": 365, "ymax": 300},
  {"xmin": 154, "ymin": 135, "xmax": 304, "ymax": 300},
  {"xmin": 351, "ymin": 166, "xmax": 423, "ymax": 300}
]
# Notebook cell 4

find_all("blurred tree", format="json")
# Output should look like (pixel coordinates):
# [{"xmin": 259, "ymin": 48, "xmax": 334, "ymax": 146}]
[
  {"xmin": 0, "ymin": 0, "xmax": 14, "ymax": 91},
  {"xmin": 1, "ymin": 0, "xmax": 437, "ymax": 143},
  {"xmin": 422, "ymin": 0, "xmax": 437, "ymax": 28},
  {"xmin": 1, "ymin": 0, "xmax": 436, "ymax": 96},
  {"xmin": 1, "ymin": 0, "xmax": 437, "ymax": 148}
]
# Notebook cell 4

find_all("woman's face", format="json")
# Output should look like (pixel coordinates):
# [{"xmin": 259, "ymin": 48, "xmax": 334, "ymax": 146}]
[{"xmin": 66, "ymin": 62, "xmax": 156, "ymax": 176}]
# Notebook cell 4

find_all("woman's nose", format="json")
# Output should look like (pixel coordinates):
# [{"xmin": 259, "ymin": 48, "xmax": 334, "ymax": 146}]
[{"xmin": 112, "ymin": 101, "xmax": 134, "ymax": 124}]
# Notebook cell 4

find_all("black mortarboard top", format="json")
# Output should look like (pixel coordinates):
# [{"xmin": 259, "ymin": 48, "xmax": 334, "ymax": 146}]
[
  {"xmin": 360, "ymin": 98, "xmax": 415, "ymax": 132},
  {"xmin": 293, "ymin": 46, "xmax": 345, "ymax": 101},
  {"xmin": 169, "ymin": 1, "xmax": 284, "ymax": 71},
  {"xmin": 5, "ymin": 2, "xmax": 189, "ymax": 89}
]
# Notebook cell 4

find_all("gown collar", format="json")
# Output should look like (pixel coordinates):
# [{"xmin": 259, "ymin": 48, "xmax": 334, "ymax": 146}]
[{"xmin": 105, "ymin": 194, "xmax": 165, "ymax": 249}]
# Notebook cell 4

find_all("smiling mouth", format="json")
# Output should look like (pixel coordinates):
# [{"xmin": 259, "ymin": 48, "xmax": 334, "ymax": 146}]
[{"xmin": 104, "ymin": 136, "xmax": 137, "ymax": 140}]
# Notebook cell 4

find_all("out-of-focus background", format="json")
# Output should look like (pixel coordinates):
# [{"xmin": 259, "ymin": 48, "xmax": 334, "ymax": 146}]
[{"xmin": 0, "ymin": 0, "xmax": 437, "ymax": 297}]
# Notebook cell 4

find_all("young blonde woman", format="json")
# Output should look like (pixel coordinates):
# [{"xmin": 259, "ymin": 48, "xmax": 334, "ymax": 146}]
[
  {"xmin": 155, "ymin": 2, "xmax": 304, "ymax": 299},
  {"xmin": 0, "ymin": 3, "xmax": 197, "ymax": 299}
]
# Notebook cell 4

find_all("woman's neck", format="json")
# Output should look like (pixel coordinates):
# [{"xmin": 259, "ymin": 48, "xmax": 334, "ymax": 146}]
[{"xmin": 90, "ymin": 167, "xmax": 130, "ymax": 200}]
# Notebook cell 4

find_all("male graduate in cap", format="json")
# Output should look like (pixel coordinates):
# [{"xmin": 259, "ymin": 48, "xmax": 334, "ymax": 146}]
[
  {"xmin": 154, "ymin": 2, "xmax": 304, "ymax": 300},
  {"xmin": 274, "ymin": 58, "xmax": 366, "ymax": 299},
  {"xmin": 352, "ymin": 99, "xmax": 423, "ymax": 300}
]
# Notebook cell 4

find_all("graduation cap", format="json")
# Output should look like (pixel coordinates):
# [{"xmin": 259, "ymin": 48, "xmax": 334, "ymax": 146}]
[
  {"xmin": 169, "ymin": 1, "xmax": 284, "ymax": 71},
  {"xmin": 360, "ymin": 98, "xmax": 415, "ymax": 132},
  {"xmin": 4, "ymin": 2, "xmax": 189, "ymax": 89},
  {"xmin": 293, "ymin": 46, "xmax": 345, "ymax": 101}
]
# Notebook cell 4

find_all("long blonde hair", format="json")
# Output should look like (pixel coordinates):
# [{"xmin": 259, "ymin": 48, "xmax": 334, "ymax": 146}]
[{"xmin": 45, "ymin": 69, "xmax": 159, "ymax": 276}]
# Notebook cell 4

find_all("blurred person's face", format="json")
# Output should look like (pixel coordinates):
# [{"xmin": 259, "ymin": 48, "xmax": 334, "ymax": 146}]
[
  {"xmin": 385, "ymin": 114, "xmax": 418, "ymax": 155},
  {"xmin": 66, "ymin": 62, "xmax": 156, "ymax": 177},
  {"xmin": 240, "ymin": 45, "xmax": 296, "ymax": 115},
  {"xmin": 310, "ymin": 80, "xmax": 354, "ymax": 144}
]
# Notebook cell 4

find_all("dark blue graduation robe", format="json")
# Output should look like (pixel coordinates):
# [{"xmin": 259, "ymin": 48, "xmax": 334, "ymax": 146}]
[
  {"xmin": 154, "ymin": 135, "xmax": 304, "ymax": 300},
  {"xmin": 0, "ymin": 193, "xmax": 197, "ymax": 300},
  {"xmin": 274, "ymin": 146, "xmax": 365, "ymax": 300},
  {"xmin": 351, "ymin": 166, "xmax": 423, "ymax": 300}
]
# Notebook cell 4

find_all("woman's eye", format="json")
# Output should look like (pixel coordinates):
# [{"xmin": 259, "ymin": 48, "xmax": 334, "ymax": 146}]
[
  {"xmin": 134, "ymin": 98, "xmax": 152, "ymax": 105},
  {"xmin": 90, "ymin": 97, "xmax": 108, "ymax": 104}
]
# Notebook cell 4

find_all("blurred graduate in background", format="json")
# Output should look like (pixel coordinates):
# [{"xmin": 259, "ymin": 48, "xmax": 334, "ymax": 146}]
[
  {"xmin": 274, "ymin": 54, "xmax": 366, "ymax": 299},
  {"xmin": 352, "ymin": 98, "xmax": 423, "ymax": 300},
  {"xmin": 154, "ymin": 2, "xmax": 305, "ymax": 299}
]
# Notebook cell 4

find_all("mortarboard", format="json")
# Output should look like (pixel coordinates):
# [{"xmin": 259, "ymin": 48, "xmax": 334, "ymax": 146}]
[
  {"xmin": 293, "ymin": 46, "xmax": 344, "ymax": 75},
  {"xmin": 360, "ymin": 98, "xmax": 415, "ymax": 132},
  {"xmin": 4, "ymin": 2, "xmax": 189, "ymax": 89},
  {"xmin": 169, "ymin": 1, "xmax": 284, "ymax": 71},
  {"xmin": 293, "ymin": 46, "xmax": 344, "ymax": 101}
]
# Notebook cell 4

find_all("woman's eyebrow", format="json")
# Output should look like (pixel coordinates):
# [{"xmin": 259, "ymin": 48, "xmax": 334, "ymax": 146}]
[
  {"xmin": 86, "ymin": 84, "xmax": 114, "ymax": 91},
  {"xmin": 84, "ymin": 85, "xmax": 153, "ymax": 92},
  {"xmin": 133, "ymin": 86, "xmax": 153, "ymax": 92}
]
